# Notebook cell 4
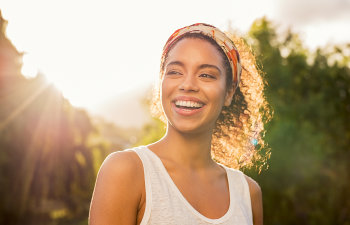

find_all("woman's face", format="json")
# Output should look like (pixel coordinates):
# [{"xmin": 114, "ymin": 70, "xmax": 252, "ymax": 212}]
[{"xmin": 161, "ymin": 38, "xmax": 234, "ymax": 134}]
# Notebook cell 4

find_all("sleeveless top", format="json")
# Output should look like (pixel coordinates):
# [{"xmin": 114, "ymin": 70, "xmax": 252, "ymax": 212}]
[{"xmin": 129, "ymin": 146, "xmax": 253, "ymax": 225}]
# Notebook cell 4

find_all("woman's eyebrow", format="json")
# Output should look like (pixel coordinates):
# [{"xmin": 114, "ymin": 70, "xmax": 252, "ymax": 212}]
[
  {"xmin": 166, "ymin": 61, "xmax": 184, "ymax": 67},
  {"xmin": 198, "ymin": 64, "xmax": 222, "ymax": 74},
  {"xmin": 166, "ymin": 61, "xmax": 222, "ymax": 74}
]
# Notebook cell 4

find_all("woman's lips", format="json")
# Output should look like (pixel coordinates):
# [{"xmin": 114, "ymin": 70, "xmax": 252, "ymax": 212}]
[
  {"xmin": 172, "ymin": 96, "xmax": 205, "ymax": 105},
  {"xmin": 171, "ymin": 101, "xmax": 205, "ymax": 116}
]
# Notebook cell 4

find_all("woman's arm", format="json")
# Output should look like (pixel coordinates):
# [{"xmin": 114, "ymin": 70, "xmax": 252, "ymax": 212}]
[
  {"xmin": 89, "ymin": 151, "xmax": 144, "ymax": 225},
  {"xmin": 245, "ymin": 175, "xmax": 263, "ymax": 225}
]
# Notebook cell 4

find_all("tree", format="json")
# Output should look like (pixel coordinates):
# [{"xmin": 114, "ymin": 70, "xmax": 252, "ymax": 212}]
[
  {"xmin": 245, "ymin": 17, "xmax": 350, "ymax": 225},
  {"xmin": 0, "ymin": 11, "xmax": 112, "ymax": 225}
]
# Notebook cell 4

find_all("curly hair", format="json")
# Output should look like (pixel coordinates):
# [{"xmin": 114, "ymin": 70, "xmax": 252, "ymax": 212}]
[{"xmin": 151, "ymin": 32, "xmax": 273, "ymax": 171}]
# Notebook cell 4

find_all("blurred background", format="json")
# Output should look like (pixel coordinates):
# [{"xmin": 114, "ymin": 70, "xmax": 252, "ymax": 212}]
[{"xmin": 0, "ymin": 0, "xmax": 349, "ymax": 224}]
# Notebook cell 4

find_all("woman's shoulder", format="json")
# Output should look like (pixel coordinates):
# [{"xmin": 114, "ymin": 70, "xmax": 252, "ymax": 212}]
[
  {"xmin": 222, "ymin": 166, "xmax": 261, "ymax": 191},
  {"xmin": 99, "ymin": 148, "xmax": 144, "ymax": 180},
  {"xmin": 223, "ymin": 167, "xmax": 263, "ymax": 224},
  {"xmin": 89, "ymin": 148, "xmax": 145, "ymax": 224},
  {"xmin": 243, "ymin": 174, "xmax": 263, "ymax": 225},
  {"xmin": 95, "ymin": 148, "xmax": 145, "ymax": 199},
  {"xmin": 242, "ymin": 174, "xmax": 261, "ymax": 198},
  {"xmin": 221, "ymin": 165, "xmax": 262, "ymax": 199}
]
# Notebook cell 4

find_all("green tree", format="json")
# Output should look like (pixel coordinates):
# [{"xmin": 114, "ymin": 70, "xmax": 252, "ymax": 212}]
[{"xmin": 245, "ymin": 17, "xmax": 350, "ymax": 225}]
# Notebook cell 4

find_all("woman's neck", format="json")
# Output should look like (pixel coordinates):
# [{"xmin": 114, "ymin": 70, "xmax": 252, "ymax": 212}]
[{"xmin": 149, "ymin": 125, "xmax": 216, "ymax": 170}]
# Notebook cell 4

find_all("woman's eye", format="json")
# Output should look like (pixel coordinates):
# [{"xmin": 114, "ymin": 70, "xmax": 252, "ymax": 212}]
[
  {"xmin": 166, "ymin": 71, "xmax": 182, "ymax": 75},
  {"xmin": 199, "ymin": 74, "xmax": 216, "ymax": 79}
]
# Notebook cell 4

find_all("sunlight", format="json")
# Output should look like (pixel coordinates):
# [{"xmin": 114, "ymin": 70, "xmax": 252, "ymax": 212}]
[
  {"xmin": 21, "ymin": 53, "xmax": 39, "ymax": 79},
  {"xmin": 1, "ymin": 0, "xmax": 348, "ymax": 113},
  {"xmin": 15, "ymin": 86, "xmax": 65, "ymax": 215},
  {"xmin": 0, "ymin": 82, "xmax": 51, "ymax": 132}
]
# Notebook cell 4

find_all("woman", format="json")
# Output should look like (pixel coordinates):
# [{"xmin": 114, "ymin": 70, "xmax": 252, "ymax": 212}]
[{"xmin": 89, "ymin": 23, "xmax": 270, "ymax": 225}]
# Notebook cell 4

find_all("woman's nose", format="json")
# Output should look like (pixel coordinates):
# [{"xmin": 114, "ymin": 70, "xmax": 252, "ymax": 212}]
[{"xmin": 179, "ymin": 74, "xmax": 199, "ymax": 92}]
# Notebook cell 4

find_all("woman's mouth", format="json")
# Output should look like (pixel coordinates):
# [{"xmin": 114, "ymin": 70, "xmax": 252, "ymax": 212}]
[
  {"xmin": 174, "ymin": 100, "xmax": 204, "ymax": 109},
  {"xmin": 172, "ymin": 100, "xmax": 205, "ymax": 116}
]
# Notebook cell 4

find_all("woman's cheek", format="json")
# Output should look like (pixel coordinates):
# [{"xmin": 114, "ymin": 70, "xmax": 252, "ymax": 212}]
[{"xmin": 161, "ymin": 79, "xmax": 171, "ymax": 114}]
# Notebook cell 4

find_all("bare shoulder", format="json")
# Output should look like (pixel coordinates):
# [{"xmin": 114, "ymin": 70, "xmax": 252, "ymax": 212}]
[
  {"xmin": 99, "ymin": 150, "xmax": 144, "ymax": 179},
  {"xmin": 95, "ymin": 150, "xmax": 145, "ymax": 198},
  {"xmin": 244, "ymin": 174, "xmax": 263, "ymax": 225},
  {"xmin": 89, "ymin": 150, "xmax": 144, "ymax": 225},
  {"xmin": 244, "ymin": 174, "xmax": 262, "ymax": 198},
  {"xmin": 95, "ymin": 150, "xmax": 144, "ymax": 190}
]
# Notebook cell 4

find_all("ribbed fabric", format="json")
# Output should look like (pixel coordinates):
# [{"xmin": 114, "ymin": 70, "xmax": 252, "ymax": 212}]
[{"xmin": 129, "ymin": 146, "xmax": 253, "ymax": 225}]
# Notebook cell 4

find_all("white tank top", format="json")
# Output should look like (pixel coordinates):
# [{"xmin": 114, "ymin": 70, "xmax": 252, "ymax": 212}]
[{"xmin": 130, "ymin": 146, "xmax": 253, "ymax": 225}]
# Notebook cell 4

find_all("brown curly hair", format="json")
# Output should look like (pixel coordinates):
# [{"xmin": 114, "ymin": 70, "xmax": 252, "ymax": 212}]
[{"xmin": 151, "ymin": 32, "xmax": 273, "ymax": 171}]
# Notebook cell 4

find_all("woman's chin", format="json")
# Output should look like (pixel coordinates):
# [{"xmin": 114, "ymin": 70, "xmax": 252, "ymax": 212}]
[{"xmin": 169, "ymin": 122, "xmax": 211, "ymax": 136}]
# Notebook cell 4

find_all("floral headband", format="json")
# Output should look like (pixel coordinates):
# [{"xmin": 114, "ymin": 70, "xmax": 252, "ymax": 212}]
[{"xmin": 162, "ymin": 23, "xmax": 242, "ymax": 90}]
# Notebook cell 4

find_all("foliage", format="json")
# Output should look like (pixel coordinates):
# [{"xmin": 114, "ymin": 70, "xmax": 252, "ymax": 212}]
[
  {"xmin": 0, "ymin": 75, "xmax": 113, "ymax": 224},
  {"xmin": 243, "ymin": 17, "xmax": 350, "ymax": 224}
]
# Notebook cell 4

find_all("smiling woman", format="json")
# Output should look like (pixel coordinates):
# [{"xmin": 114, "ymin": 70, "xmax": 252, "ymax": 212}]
[
  {"xmin": 89, "ymin": 23, "xmax": 271, "ymax": 225},
  {"xmin": 161, "ymin": 37, "xmax": 231, "ymax": 134}
]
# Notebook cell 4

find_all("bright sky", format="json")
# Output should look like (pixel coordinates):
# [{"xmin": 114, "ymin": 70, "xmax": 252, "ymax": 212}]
[{"xmin": 2, "ymin": 0, "xmax": 350, "ymax": 111}]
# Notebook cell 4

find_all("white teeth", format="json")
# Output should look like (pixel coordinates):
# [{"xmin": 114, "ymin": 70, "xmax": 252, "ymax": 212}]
[{"xmin": 175, "ymin": 100, "xmax": 203, "ymax": 108}]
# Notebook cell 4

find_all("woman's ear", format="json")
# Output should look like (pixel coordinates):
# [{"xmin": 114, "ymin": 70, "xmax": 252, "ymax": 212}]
[{"xmin": 224, "ymin": 86, "xmax": 235, "ymax": 106}]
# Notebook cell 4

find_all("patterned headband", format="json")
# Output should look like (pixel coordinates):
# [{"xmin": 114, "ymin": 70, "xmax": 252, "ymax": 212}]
[{"xmin": 162, "ymin": 23, "xmax": 242, "ymax": 90}]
